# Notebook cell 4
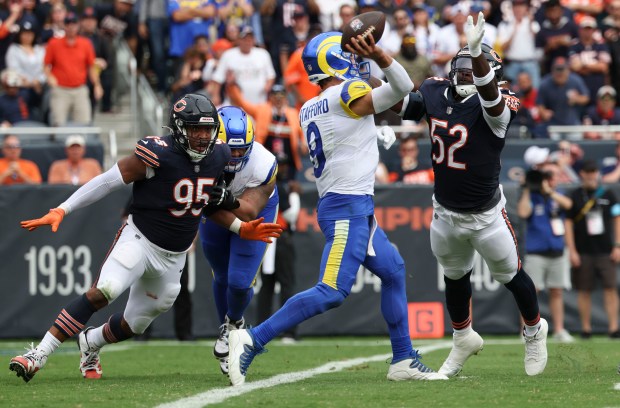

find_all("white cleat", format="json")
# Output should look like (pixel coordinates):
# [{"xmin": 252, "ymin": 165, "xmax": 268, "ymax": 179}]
[
  {"xmin": 387, "ymin": 350, "xmax": 448, "ymax": 381},
  {"xmin": 438, "ymin": 329, "xmax": 484, "ymax": 378},
  {"xmin": 214, "ymin": 316, "xmax": 245, "ymax": 360},
  {"xmin": 524, "ymin": 318, "xmax": 548, "ymax": 376},
  {"xmin": 9, "ymin": 344, "xmax": 48, "ymax": 383},
  {"xmin": 219, "ymin": 357, "xmax": 229, "ymax": 376},
  {"xmin": 552, "ymin": 328, "xmax": 574, "ymax": 343},
  {"xmin": 228, "ymin": 329, "xmax": 264, "ymax": 387},
  {"xmin": 78, "ymin": 327, "xmax": 103, "ymax": 379}
]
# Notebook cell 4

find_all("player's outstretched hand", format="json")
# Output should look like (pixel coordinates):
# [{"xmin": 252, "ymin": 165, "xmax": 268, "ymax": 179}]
[
  {"xmin": 20, "ymin": 208, "xmax": 65, "ymax": 232},
  {"xmin": 239, "ymin": 217, "xmax": 282, "ymax": 243},
  {"xmin": 377, "ymin": 126, "xmax": 396, "ymax": 150},
  {"xmin": 465, "ymin": 11, "xmax": 485, "ymax": 57}
]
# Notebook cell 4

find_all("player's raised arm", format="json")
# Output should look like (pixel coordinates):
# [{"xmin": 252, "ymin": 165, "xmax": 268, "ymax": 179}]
[
  {"xmin": 344, "ymin": 34, "xmax": 413, "ymax": 117},
  {"xmin": 466, "ymin": 11, "xmax": 505, "ymax": 117}
]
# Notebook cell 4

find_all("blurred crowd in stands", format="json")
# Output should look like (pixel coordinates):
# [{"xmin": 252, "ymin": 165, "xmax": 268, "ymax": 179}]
[{"xmin": 0, "ymin": 0, "xmax": 620, "ymax": 186}]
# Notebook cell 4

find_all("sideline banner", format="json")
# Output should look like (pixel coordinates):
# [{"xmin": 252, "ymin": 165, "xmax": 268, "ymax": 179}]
[{"xmin": 0, "ymin": 185, "xmax": 613, "ymax": 338}]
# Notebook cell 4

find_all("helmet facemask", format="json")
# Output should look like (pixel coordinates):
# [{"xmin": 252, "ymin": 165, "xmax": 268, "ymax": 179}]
[
  {"xmin": 217, "ymin": 105, "xmax": 255, "ymax": 173},
  {"xmin": 449, "ymin": 44, "xmax": 504, "ymax": 98},
  {"xmin": 169, "ymin": 94, "xmax": 220, "ymax": 162}
]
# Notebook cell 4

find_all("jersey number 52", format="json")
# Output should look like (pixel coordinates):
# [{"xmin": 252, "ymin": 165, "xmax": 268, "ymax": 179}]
[{"xmin": 430, "ymin": 118, "xmax": 468, "ymax": 170}]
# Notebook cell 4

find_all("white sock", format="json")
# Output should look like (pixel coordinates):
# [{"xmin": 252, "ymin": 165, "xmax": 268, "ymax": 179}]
[
  {"xmin": 454, "ymin": 325, "xmax": 473, "ymax": 336},
  {"xmin": 88, "ymin": 325, "xmax": 109, "ymax": 349},
  {"xmin": 36, "ymin": 331, "xmax": 62, "ymax": 356},
  {"xmin": 524, "ymin": 322, "xmax": 541, "ymax": 337}
]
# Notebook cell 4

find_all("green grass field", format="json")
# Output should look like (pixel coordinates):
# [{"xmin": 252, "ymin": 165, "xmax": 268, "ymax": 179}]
[{"xmin": 1, "ymin": 336, "xmax": 619, "ymax": 408}]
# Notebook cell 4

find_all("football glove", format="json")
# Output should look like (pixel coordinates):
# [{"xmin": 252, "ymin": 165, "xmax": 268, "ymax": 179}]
[
  {"xmin": 239, "ymin": 217, "xmax": 282, "ymax": 243},
  {"xmin": 208, "ymin": 178, "xmax": 240, "ymax": 210},
  {"xmin": 21, "ymin": 208, "xmax": 65, "ymax": 232},
  {"xmin": 377, "ymin": 126, "xmax": 396, "ymax": 150},
  {"xmin": 465, "ymin": 12, "xmax": 485, "ymax": 58}
]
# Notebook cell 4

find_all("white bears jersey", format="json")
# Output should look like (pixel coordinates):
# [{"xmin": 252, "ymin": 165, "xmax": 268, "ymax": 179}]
[
  {"xmin": 229, "ymin": 141, "xmax": 277, "ymax": 197},
  {"xmin": 299, "ymin": 79, "xmax": 378, "ymax": 198}
]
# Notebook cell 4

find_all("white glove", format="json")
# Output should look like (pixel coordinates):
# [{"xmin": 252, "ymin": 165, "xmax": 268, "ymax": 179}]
[
  {"xmin": 376, "ymin": 126, "xmax": 396, "ymax": 150},
  {"xmin": 465, "ymin": 11, "xmax": 485, "ymax": 58}
]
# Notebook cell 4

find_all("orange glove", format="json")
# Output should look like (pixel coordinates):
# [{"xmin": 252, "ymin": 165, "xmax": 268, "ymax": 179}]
[
  {"xmin": 239, "ymin": 217, "xmax": 283, "ymax": 243},
  {"xmin": 21, "ymin": 208, "xmax": 65, "ymax": 232}
]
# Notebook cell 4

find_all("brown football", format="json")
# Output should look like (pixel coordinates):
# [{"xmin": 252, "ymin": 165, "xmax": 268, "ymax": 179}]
[{"xmin": 340, "ymin": 11, "xmax": 386, "ymax": 50}]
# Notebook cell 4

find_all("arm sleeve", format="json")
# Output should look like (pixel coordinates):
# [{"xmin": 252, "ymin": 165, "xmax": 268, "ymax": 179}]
[
  {"xmin": 371, "ymin": 59, "xmax": 414, "ymax": 113},
  {"xmin": 57, "ymin": 163, "xmax": 127, "ymax": 215}
]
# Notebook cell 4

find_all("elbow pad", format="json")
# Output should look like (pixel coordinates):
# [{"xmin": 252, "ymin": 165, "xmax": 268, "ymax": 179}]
[{"xmin": 400, "ymin": 92, "xmax": 426, "ymax": 121}]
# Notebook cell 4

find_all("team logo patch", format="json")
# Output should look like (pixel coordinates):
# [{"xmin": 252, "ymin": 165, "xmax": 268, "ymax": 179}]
[
  {"xmin": 349, "ymin": 18, "xmax": 363, "ymax": 32},
  {"xmin": 199, "ymin": 116, "xmax": 215, "ymax": 123},
  {"xmin": 503, "ymin": 94, "xmax": 520, "ymax": 112},
  {"xmin": 228, "ymin": 137, "xmax": 245, "ymax": 145},
  {"xmin": 173, "ymin": 99, "xmax": 187, "ymax": 112},
  {"xmin": 490, "ymin": 49, "xmax": 502, "ymax": 63}
]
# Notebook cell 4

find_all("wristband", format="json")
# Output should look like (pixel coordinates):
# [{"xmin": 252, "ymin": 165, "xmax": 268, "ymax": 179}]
[
  {"xmin": 229, "ymin": 218, "xmax": 242, "ymax": 234},
  {"xmin": 479, "ymin": 92, "xmax": 502, "ymax": 108},
  {"xmin": 473, "ymin": 69, "xmax": 495, "ymax": 87}
]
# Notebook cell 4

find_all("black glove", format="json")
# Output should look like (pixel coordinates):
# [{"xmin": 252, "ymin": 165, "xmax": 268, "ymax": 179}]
[{"xmin": 208, "ymin": 178, "xmax": 240, "ymax": 210}]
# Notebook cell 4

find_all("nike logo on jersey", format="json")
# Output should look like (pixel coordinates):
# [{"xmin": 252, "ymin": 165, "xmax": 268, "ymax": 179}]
[{"xmin": 140, "ymin": 140, "xmax": 148, "ymax": 145}]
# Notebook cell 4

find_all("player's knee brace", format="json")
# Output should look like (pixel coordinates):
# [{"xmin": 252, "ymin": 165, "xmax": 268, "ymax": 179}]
[
  {"xmin": 103, "ymin": 312, "xmax": 133, "ymax": 343},
  {"xmin": 53, "ymin": 294, "xmax": 97, "ymax": 338}
]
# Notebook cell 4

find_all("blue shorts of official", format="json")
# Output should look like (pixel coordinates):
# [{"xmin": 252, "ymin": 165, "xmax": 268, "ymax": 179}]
[
  {"xmin": 199, "ymin": 190, "xmax": 279, "ymax": 290},
  {"xmin": 317, "ymin": 193, "xmax": 404, "ymax": 294}
]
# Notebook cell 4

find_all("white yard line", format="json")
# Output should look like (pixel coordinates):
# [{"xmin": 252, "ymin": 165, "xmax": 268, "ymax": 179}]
[
  {"xmin": 155, "ymin": 342, "xmax": 453, "ymax": 408},
  {"xmin": 614, "ymin": 383, "xmax": 620, "ymax": 391}
]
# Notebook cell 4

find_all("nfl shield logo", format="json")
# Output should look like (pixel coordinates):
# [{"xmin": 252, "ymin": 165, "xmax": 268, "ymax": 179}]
[{"xmin": 350, "ymin": 19, "xmax": 363, "ymax": 32}]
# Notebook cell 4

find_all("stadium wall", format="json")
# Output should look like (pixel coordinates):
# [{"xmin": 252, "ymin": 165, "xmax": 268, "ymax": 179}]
[{"xmin": 0, "ymin": 184, "xmax": 615, "ymax": 338}]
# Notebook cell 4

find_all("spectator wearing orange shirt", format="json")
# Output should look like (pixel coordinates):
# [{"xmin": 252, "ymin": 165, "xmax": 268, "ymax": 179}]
[
  {"xmin": 47, "ymin": 134, "xmax": 102, "ymax": 185},
  {"xmin": 283, "ymin": 23, "xmax": 321, "ymax": 110},
  {"xmin": 227, "ymin": 78, "xmax": 304, "ymax": 180},
  {"xmin": 0, "ymin": 135, "xmax": 42, "ymax": 185},
  {"xmin": 44, "ymin": 13, "xmax": 103, "ymax": 126}
]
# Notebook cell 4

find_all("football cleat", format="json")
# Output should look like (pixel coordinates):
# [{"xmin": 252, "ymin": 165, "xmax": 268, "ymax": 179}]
[
  {"xmin": 524, "ymin": 318, "xmax": 548, "ymax": 376},
  {"xmin": 78, "ymin": 327, "xmax": 103, "ymax": 379},
  {"xmin": 228, "ymin": 329, "xmax": 265, "ymax": 386},
  {"xmin": 219, "ymin": 357, "xmax": 229, "ymax": 376},
  {"xmin": 438, "ymin": 329, "xmax": 484, "ymax": 377},
  {"xmin": 214, "ymin": 315, "xmax": 245, "ymax": 360},
  {"xmin": 9, "ymin": 344, "xmax": 48, "ymax": 383},
  {"xmin": 387, "ymin": 350, "xmax": 448, "ymax": 381}
]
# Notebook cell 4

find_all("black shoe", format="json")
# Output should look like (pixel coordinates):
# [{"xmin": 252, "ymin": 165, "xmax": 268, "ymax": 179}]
[
  {"xmin": 580, "ymin": 331, "xmax": 592, "ymax": 339},
  {"xmin": 609, "ymin": 331, "xmax": 620, "ymax": 339}
]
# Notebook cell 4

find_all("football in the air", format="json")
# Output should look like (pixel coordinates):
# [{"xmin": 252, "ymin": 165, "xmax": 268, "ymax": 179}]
[{"xmin": 340, "ymin": 11, "xmax": 386, "ymax": 49}]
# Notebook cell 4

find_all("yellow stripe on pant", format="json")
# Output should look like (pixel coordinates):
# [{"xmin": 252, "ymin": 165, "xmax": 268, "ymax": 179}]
[{"xmin": 322, "ymin": 220, "xmax": 349, "ymax": 289}]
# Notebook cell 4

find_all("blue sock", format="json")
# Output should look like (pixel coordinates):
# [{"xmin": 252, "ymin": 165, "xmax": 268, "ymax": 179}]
[
  {"xmin": 212, "ymin": 279, "xmax": 228, "ymax": 323},
  {"xmin": 227, "ymin": 286, "xmax": 253, "ymax": 322},
  {"xmin": 252, "ymin": 283, "xmax": 345, "ymax": 348},
  {"xmin": 379, "ymin": 264, "xmax": 412, "ymax": 362}
]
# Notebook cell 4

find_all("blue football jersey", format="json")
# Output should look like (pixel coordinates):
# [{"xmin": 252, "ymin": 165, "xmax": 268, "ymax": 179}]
[
  {"xmin": 130, "ymin": 135, "xmax": 231, "ymax": 251},
  {"xmin": 415, "ymin": 78, "xmax": 519, "ymax": 212}
]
